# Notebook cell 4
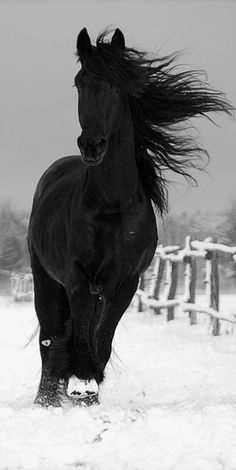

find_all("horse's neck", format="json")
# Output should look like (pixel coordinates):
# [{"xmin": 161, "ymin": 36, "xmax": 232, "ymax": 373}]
[{"xmin": 86, "ymin": 116, "xmax": 137, "ymax": 208}]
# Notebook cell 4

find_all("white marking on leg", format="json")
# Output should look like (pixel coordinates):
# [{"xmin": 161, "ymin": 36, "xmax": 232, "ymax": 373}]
[
  {"xmin": 67, "ymin": 376, "xmax": 98, "ymax": 397},
  {"xmin": 41, "ymin": 339, "xmax": 51, "ymax": 347}
]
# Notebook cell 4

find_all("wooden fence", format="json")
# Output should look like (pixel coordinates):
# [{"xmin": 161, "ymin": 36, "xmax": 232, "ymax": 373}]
[
  {"xmin": 136, "ymin": 236, "xmax": 236, "ymax": 335},
  {"xmin": 10, "ymin": 272, "xmax": 34, "ymax": 302}
]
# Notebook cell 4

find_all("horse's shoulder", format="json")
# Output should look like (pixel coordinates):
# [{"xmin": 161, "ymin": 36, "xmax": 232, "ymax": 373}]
[{"xmin": 34, "ymin": 155, "xmax": 85, "ymax": 201}]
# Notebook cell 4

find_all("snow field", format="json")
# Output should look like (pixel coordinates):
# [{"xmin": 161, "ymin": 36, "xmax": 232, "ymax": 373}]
[{"xmin": 0, "ymin": 295, "xmax": 236, "ymax": 470}]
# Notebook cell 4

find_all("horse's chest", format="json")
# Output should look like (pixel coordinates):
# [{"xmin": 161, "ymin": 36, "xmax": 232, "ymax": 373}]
[{"xmin": 70, "ymin": 207, "xmax": 137, "ymax": 267}]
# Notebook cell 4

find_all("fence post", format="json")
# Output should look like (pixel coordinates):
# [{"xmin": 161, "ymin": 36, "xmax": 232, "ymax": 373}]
[
  {"xmin": 183, "ymin": 236, "xmax": 197, "ymax": 325},
  {"xmin": 148, "ymin": 255, "xmax": 158, "ymax": 299},
  {"xmin": 205, "ymin": 239, "xmax": 220, "ymax": 335},
  {"xmin": 166, "ymin": 261, "xmax": 178, "ymax": 321},
  {"xmin": 153, "ymin": 256, "xmax": 165, "ymax": 314},
  {"xmin": 211, "ymin": 248, "xmax": 220, "ymax": 335},
  {"xmin": 138, "ymin": 273, "xmax": 146, "ymax": 312}
]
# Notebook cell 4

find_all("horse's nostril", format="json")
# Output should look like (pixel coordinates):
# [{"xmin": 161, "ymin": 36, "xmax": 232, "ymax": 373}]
[
  {"xmin": 78, "ymin": 134, "xmax": 107, "ymax": 162},
  {"xmin": 95, "ymin": 138, "xmax": 107, "ymax": 149}
]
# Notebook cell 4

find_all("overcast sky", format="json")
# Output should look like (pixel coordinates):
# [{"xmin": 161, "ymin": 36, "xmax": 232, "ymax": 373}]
[{"xmin": 0, "ymin": 0, "xmax": 235, "ymax": 215}]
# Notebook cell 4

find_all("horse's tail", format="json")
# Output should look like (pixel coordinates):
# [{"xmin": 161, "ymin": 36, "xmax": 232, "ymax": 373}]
[{"xmin": 24, "ymin": 323, "xmax": 40, "ymax": 348}]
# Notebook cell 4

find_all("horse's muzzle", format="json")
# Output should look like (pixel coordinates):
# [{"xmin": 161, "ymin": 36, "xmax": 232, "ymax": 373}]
[{"xmin": 77, "ymin": 136, "xmax": 108, "ymax": 166}]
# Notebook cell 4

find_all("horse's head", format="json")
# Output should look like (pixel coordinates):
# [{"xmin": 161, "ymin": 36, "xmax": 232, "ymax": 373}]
[{"xmin": 75, "ymin": 28, "xmax": 126, "ymax": 166}]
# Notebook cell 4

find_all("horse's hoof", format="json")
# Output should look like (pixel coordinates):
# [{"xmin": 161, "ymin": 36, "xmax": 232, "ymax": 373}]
[
  {"xmin": 67, "ymin": 377, "xmax": 99, "ymax": 406},
  {"xmin": 34, "ymin": 393, "xmax": 61, "ymax": 408},
  {"xmin": 71, "ymin": 392, "xmax": 99, "ymax": 407}
]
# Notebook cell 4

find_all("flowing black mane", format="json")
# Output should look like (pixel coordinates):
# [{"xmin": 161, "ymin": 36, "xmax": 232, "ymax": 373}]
[{"xmin": 77, "ymin": 30, "xmax": 233, "ymax": 214}]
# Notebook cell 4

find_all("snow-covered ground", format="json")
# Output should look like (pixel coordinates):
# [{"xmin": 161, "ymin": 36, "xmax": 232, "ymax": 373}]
[{"xmin": 0, "ymin": 295, "xmax": 236, "ymax": 470}]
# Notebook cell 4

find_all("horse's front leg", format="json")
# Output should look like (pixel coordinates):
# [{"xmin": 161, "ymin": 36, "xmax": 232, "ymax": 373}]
[
  {"xmin": 61, "ymin": 269, "xmax": 104, "ymax": 404},
  {"xmin": 30, "ymin": 249, "xmax": 70, "ymax": 407},
  {"xmin": 96, "ymin": 275, "xmax": 139, "ymax": 372}
]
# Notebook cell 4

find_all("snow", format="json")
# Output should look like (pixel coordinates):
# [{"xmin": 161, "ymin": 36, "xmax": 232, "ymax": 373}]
[{"xmin": 0, "ymin": 295, "xmax": 236, "ymax": 470}]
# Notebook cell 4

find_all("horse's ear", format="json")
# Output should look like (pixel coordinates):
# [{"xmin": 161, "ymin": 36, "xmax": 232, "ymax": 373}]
[
  {"xmin": 111, "ymin": 28, "xmax": 125, "ymax": 50},
  {"xmin": 76, "ymin": 28, "xmax": 92, "ymax": 60}
]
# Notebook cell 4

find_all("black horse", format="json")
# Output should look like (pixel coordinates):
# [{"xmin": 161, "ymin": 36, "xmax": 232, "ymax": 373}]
[{"xmin": 28, "ymin": 28, "xmax": 232, "ymax": 406}]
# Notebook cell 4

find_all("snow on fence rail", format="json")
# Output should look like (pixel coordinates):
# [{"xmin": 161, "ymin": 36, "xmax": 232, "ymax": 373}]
[{"xmin": 136, "ymin": 236, "xmax": 236, "ymax": 335}]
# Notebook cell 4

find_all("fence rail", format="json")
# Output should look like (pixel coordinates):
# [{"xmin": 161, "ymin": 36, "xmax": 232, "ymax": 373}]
[
  {"xmin": 2, "ymin": 237, "xmax": 236, "ymax": 328},
  {"xmin": 136, "ymin": 236, "xmax": 236, "ymax": 335}
]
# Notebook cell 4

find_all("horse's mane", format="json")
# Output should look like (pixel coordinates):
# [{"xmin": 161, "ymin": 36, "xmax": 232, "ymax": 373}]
[{"xmin": 77, "ymin": 30, "xmax": 234, "ymax": 214}]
